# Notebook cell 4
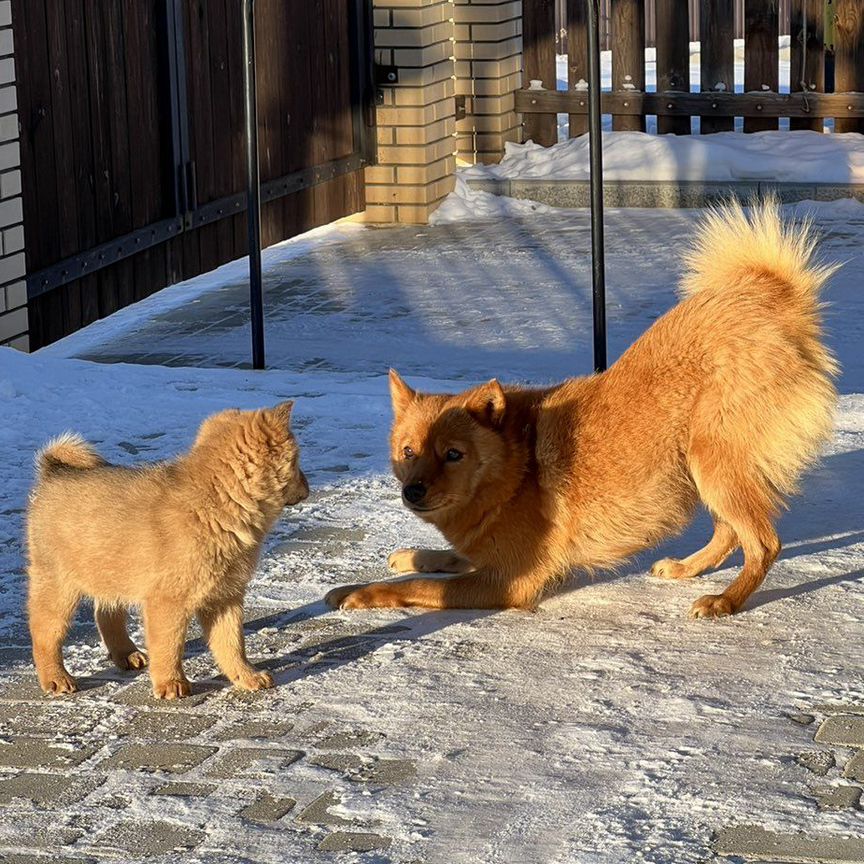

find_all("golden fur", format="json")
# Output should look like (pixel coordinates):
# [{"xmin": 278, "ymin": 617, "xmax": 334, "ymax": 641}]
[
  {"xmin": 27, "ymin": 404, "xmax": 308, "ymax": 698},
  {"xmin": 326, "ymin": 198, "xmax": 839, "ymax": 617}
]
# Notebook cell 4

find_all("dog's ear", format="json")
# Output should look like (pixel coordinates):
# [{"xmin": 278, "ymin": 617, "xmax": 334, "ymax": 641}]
[
  {"xmin": 464, "ymin": 379, "xmax": 506, "ymax": 427},
  {"xmin": 271, "ymin": 400, "xmax": 294, "ymax": 427},
  {"xmin": 389, "ymin": 369, "xmax": 416, "ymax": 418}
]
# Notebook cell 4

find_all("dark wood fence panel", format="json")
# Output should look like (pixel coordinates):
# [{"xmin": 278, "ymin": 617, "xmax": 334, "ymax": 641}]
[
  {"xmin": 744, "ymin": 0, "xmax": 779, "ymax": 131},
  {"xmin": 611, "ymin": 0, "xmax": 645, "ymax": 130},
  {"xmin": 523, "ymin": 0, "xmax": 558, "ymax": 145},
  {"xmin": 834, "ymin": 0, "xmax": 864, "ymax": 133},
  {"xmin": 655, "ymin": 0, "xmax": 691, "ymax": 133},
  {"xmin": 790, "ymin": 0, "xmax": 824, "ymax": 131},
  {"xmin": 15, "ymin": 0, "xmax": 371, "ymax": 349},
  {"xmin": 700, "ymin": 0, "xmax": 734, "ymax": 132},
  {"xmin": 566, "ymin": 0, "xmax": 588, "ymax": 136}
]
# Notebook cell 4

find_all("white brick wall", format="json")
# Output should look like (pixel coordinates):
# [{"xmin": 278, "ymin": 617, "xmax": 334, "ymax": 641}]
[{"xmin": 0, "ymin": 0, "xmax": 26, "ymax": 350}]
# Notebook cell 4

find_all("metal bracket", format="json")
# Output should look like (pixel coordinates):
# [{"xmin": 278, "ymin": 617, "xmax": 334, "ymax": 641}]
[{"xmin": 374, "ymin": 64, "xmax": 399, "ymax": 86}]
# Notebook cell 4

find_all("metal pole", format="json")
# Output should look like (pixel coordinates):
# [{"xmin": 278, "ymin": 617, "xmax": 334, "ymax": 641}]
[
  {"xmin": 242, "ymin": 0, "xmax": 265, "ymax": 370},
  {"xmin": 587, "ymin": 0, "xmax": 606, "ymax": 372}
]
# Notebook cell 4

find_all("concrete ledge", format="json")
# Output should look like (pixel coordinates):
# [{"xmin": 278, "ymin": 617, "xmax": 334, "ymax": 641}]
[{"xmin": 464, "ymin": 178, "xmax": 864, "ymax": 208}]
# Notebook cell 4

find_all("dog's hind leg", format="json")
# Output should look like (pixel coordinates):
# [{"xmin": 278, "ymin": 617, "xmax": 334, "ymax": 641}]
[
  {"xmin": 95, "ymin": 603, "xmax": 148, "ymax": 671},
  {"xmin": 651, "ymin": 520, "xmax": 738, "ymax": 580},
  {"xmin": 28, "ymin": 568, "xmax": 80, "ymax": 695},
  {"xmin": 686, "ymin": 440, "xmax": 781, "ymax": 618},
  {"xmin": 387, "ymin": 548, "xmax": 474, "ymax": 575}
]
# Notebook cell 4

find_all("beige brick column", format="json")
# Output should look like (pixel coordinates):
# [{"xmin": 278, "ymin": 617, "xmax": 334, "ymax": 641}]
[
  {"xmin": 454, "ymin": 0, "xmax": 523, "ymax": 164},
  {"xmin": 364, "ymin": 0, "xmax": 458, "ymax": 224},
  {"xmin": 0, "ymin": 0, "xmax": 26, "ymax": 350}
]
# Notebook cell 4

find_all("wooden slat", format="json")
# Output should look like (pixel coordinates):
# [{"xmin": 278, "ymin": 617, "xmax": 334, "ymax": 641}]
[
  {"xmin": 833, "ymin": 0, "xmax": 864, "ymax": 134},
  {"xmin": 515, "ymin": 88, "xmax": 864, "ymax": 116},
  {"xmin": 744, "ymin": 0, "xmax": 779, "ymax": 132},
  {"xmin": 700, "ymin": 0, "xmax": 734, "ymax": 133},
  {"xmin": 790, "ymin": 0, "xmax": 823, "ymax": 132},
  {"xmin": 610, "ymin": 0, "xmax": 645, "ymax": 131},
  {"xmin": 523, "ymin": 0, "xmax": 557, "ymax": 145},
  {"xmin": 655, "ymin": 0, "xmax": 690, "ymax": 133},
  {"xmin": 566, "ymin": 0, "xmax": 588, "ymax": 136}
]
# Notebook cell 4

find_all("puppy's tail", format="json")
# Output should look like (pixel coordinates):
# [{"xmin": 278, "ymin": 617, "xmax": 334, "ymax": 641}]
[
  {"xmin": 36, "ymin": 432, "xmax": 106, "ymax": 477},
  {"xmin": 680, "ymin": 195, "xmax": 840, "ymax": 304}
]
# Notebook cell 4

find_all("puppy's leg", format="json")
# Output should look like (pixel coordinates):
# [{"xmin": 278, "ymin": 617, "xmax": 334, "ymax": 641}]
[
  {"xmin": 28, "ymin": 569, "xmax": 80, "ymax": 696},
  {"xmin": 142, "ymin": 600, "xmax": 191, "ymax": 699},
  {"xmin": 326, "ymin": 566, "xmax": 548, "ymax": 611},
  {"xmin": 198, "ymin": 598, "xmax": 273, "ymax": 692},
  {"xmin": 651, "ymin": 521, "xmax": 738, "ymax": 580},
  {"xmin": 94, "ymin": 603, "xmax": 148, "ymax": 671},
  {"xmin": 687, "ymin": 444, "xmax": 781, "ymax": 618},
  {"xmin": 387, "ymin": 548, "xmax": 474, "ymax": 575}
]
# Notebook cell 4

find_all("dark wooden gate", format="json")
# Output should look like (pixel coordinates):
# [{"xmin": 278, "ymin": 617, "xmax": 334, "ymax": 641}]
[{"xmin": 12, "ymin": 0, "xmax": 375, "ymax": 349}]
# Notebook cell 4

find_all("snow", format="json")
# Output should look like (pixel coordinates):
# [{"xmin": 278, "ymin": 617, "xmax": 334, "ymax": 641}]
[
  {"xmin": 460, "ymin": 130, "xmax": 864, "ymax": 184},
  {"xmin": 2, "ymin": 199, "xmax": 864, "ymax": 862}
]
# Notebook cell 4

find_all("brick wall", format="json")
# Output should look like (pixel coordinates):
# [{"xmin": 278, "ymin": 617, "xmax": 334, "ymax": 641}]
[{"xmin": 0, "ymin": 0, "xmax": 25, "ymax": 350}]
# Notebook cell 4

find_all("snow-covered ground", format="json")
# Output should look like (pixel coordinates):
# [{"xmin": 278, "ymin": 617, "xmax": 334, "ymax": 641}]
[{"xmin": 1, "ymin": 199, "xmax": 863, "ymax": 862}]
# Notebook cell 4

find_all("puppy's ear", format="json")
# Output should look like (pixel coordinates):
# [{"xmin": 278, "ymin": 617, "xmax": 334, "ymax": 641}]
[
  {"xmin": 271, "ymin": 400, "xmax": 294, "ymax": 427},
  {"xmin": 465, "ymin": 379, "xmax": 506, "ymax": 427},
  {"xmin": 389, "ymin": 369, "xmax": 416, "ymax": 418}
]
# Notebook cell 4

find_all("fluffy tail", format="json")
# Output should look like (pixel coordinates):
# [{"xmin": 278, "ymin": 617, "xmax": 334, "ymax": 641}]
[
  {"xmin": 680, "ymin": 195, "xmax": 840, "ymax": 302},
  {"xmin": 36, "ymin": 432, "xmax": 106, "ymax": 476}
]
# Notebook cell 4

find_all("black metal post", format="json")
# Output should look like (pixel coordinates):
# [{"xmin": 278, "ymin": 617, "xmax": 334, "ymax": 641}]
[
  {"xmin": 587, "ymin": 0, "xmax": 607, "ymax": 372},
  {"xmin": 242, "ymin": 0, "xmax": 265, "ymax": 370}
]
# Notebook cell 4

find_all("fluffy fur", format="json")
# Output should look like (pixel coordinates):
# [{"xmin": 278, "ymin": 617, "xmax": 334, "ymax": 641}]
[
  {"xmin": 326, "ymin": 198, "xmax": 839, "ymax": 618},
  {"xmin": 27, "ymin": 404, "xmax": 308, "ymax": 698}
]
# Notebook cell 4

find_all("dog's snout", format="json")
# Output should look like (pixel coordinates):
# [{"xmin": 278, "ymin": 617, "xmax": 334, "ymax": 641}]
[
  {"xmin": 403, "ymin": 482, "xmax": 427, "ymax": 505},
  {"xmin": 299, "ymin": 470, "xmax": 310, "ymax": 497}
]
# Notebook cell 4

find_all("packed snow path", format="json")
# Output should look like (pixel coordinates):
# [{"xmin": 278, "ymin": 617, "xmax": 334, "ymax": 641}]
[{"xmin": 1, "ymin": 201, "xmax": 863, "ymax": 863}]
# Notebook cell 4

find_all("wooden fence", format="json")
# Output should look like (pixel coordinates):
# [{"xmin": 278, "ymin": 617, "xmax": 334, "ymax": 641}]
[{"xmin": 522, "ymin": 0, "xmax": 864, "ymax": 145}]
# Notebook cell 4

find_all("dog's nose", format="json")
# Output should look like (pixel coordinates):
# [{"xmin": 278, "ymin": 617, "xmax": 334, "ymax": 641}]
[{"xmin": 403, "ymin": 482, "xmax": 427, "ymax": 505}]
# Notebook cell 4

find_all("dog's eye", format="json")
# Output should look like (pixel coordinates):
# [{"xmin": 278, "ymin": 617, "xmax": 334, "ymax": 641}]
[
  {"xmin": 445, "ymin": 448, "xmax": 463, "ymax": 462},
  {"xmin": 403, "ymin": 446, "xmax": 415, "ymax": 459}
]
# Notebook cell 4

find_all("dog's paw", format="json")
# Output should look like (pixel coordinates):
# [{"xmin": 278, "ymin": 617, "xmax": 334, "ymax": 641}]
[
  {"xmin": 40, "ymin": 670, "xmax": 78, "ymax": 696},
  {"xmin": 689, "ymin": 593, "xmax": 736, "ymax": 619},
  {"xmin": 234, "ymin": 669, "xmax": 274, "ymax": 692},
  {"xmin": 387, "ymin": 549, "xmax": 417, "ymax": 573},
  {"xmin": 152, "ymin": 677, "xmax": 192, "ymax": 700},
  {"xmin": 650, "ymin": 558, "xmax": 693, "ymax": 580},
  {"xmin": 325, "ymin": 584, "xmax": 366, "ymax": 609},
  {"xmin": 112, "ymin": 649, "xmax": 149, "ymax": 671}
]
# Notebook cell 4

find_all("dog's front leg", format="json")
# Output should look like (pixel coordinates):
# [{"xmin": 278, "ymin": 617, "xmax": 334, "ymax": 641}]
[
  {"xmin": 325, "ymin": 565, "xmax": 550, "ymax": 611},
  {"xmin": 387, "ymin": 548, "xmax": 474, "ymax": 575}
]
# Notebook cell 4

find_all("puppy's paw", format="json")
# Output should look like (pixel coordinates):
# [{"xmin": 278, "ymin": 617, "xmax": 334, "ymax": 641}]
[
  {"xmin": 152, "ymin": 677, "xmax": 192, "ymax": 700},
  {"xmin": 112, "ymin": 649, "xmax": 149, "ymax": 671},
  {"xmin": 387, "ymin": 549, "xmax": 417, "ymax": 573},
  {"xmin": 650, "ymin": 558, "xmax": 693, "ymax": 580},
  {"xmin": 40, "ymin": 670, "xmax": 78, "ymax": 696},
  {"xmin": 234, "ymin": 668, "xmax": 274, "ymax": 692},
  {"xmin": 689, "ymin": 593, "xmax": 736, "ymax": 619}
]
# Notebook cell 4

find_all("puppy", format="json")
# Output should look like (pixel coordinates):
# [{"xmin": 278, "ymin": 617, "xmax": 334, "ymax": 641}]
[
  {"xmin": 327, "ymin": 199, "xmax": 838, "ymax": 617},
  {"xmin": 27, "ymin": 403, "xmax": 308, "ymax": 698}
]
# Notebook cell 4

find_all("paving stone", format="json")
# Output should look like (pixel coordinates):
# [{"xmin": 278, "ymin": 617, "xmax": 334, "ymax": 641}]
[
  {"xmin": 318, "ymin": 730, "xmax": 383, "ymax": 749},
  {"xmin": 124, "ymin": 711, "xmax": 218, "ymax": 741},
  {"xmin": 112, "ymin": 681, "xmax": 221, "ymax": 708},
  {"xmin": 0, "ymin": 825, "xmax": 83, "ymax": 849},
  {"xmin": 205, "ymin": 747, "xmax": 303, "ymax": 779},
  {"xmin": 815, "ymin": 715, "xmax": 864, "ymax": 747},
  {"xmin": 0, "ymin": 739, "xmax": 95, "ymax": 770},
  {"xmin": 152, "ymin": 782, "xmax": 216, "ymax": 798},
  {"xmin": 317, "ymin": 831, "xmax": 392, "ymax": 853},
  {"xmin": 240, "ymin": 792, "xmax": 296, "ymax": 824},
  {"xmin": 715, "ymin": 825, "xmax": 864, "ymax": 862},
  {"xmin": 100, "ymin": 743, "xmax": 218, "ymax": 774},
  {"xmin": 0, "ymin": 773, "xmax": 102, "ymax": 807},
  {"xmin": 310, "ymin": 753, "xmax": 365, "ymax": 774},
  {"xmin": 816, "ymin": 703, "xmax": 864, "ymax": 716},
  {"xmin": 289, "ymin": 526, "xmax": 367, "ymax": 543},
  {"xmin": 843, "ymin": 751, "xmax": 864, "ymax": 782},
  {"xmin": 0, "ymin": 855, "xmax": 94, "ymax": 863},
  {"xmin": 787, "ymin": 712, "xmax": 815, "ymax": 726},
  {"xmin": 296, "ymin": 791, "xmax": 352, "ymax": 826},
  {"xmin": 215, "ymin": 719, "xmax": 294, "ymax": 741},
  {"xmin": 811, "ymin": 784, "xmax": 862, "ymax": 810},
  {"xmin": 0, "ymin": 702, "xmax": 110, "ymax": 737},
  {"xmin": 354, "ymin": 758, "xmax": 417, "ymax": 786},
  {"xmin": 93, "ymin": 820, "xmax": 204, "ymax": 856},
  {"xmin": 797, "ymin": 750, "xmax": 836, "ymax": 776},
  {"xmin": 0, "ymin": 677, "xmax": 113, "ymax": 702}
]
